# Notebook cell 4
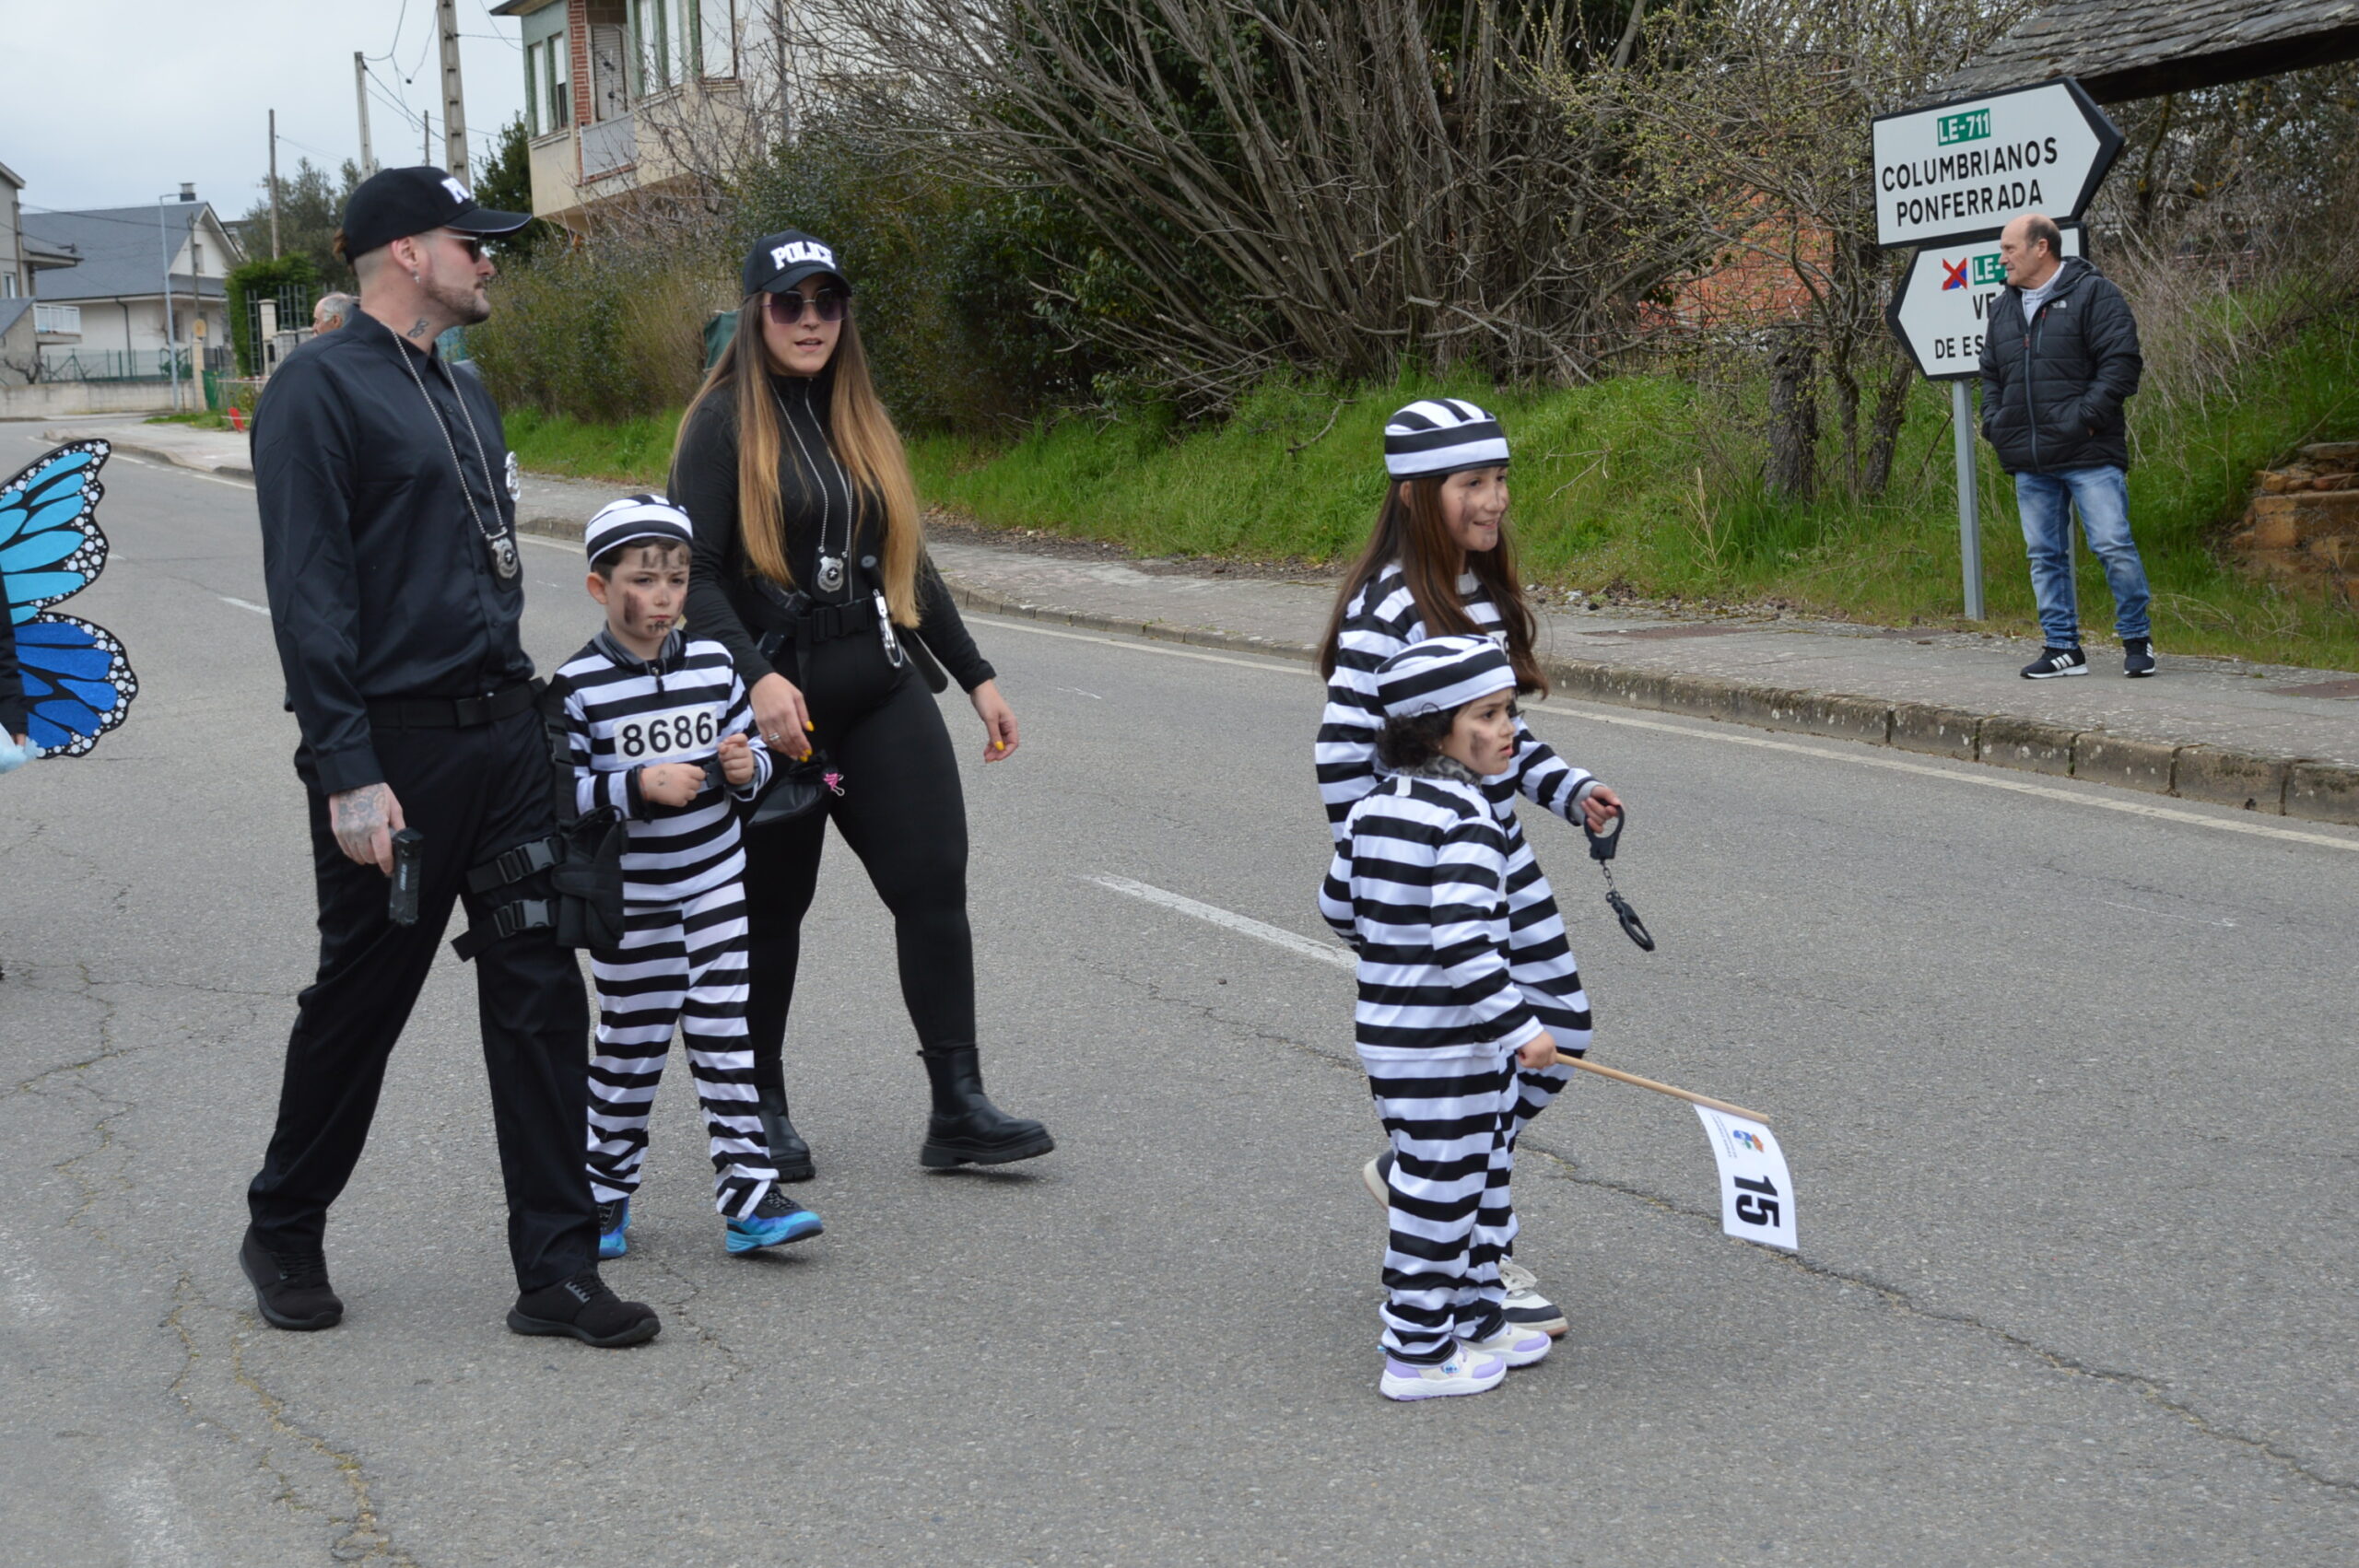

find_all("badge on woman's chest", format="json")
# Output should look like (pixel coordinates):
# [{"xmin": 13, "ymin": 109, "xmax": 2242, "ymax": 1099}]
[{"xmin": 816, "ymin": 552, "xmax": 846, "ymax": 593}]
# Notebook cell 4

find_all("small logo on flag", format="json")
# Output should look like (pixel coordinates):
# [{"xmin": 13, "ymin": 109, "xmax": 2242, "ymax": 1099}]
[
  {"xmin": 1940, "ymin": 258, "xmax": 1969, "ymax": 291},
  {"xmin": 1731, "ymin": 1129, "xmax": 1766, "ymax": 1153}
]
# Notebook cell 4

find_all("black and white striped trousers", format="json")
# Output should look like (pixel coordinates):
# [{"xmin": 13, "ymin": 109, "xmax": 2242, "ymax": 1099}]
[
  {"xmin": 1362, "ymin": 1047, "xmax": 1520, "ymax": 1363},
  {"xmin": 586, "ymin": 883, "xmax": 775, "ymax": 1219}
]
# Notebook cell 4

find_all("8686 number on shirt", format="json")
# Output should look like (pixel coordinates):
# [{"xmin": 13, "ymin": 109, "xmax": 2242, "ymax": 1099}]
[{"xmin": 616, "ymin": 708, "xmax": 719, "ymax": 759}]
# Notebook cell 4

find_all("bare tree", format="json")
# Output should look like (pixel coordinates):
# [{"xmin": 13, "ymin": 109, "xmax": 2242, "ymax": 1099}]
[
  {"xmin": 1544, "ymin": 0, "xmax": 2008, "ymax": 499},
  {"xmin": 826, "ymin": 0, "xmax": 1659, "ymax": 409}
]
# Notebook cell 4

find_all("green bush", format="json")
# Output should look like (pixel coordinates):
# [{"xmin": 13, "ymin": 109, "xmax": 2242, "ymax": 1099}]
[
  {"xmin": 472, "ymin": 242, "xmax": 726, "ymax": 424},
  {"xmin": 225, "ymin": 254, "xmax": 318, "ymax": 378}
]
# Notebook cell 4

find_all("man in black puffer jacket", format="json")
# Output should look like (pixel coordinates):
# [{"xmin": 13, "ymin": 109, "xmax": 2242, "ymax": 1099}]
[{"xmin": 1979, "ymin": 213, "xmax": 2155, "ymax": 679}]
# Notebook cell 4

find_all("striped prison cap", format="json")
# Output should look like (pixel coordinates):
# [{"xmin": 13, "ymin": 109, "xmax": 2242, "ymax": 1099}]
[
  {"xmin": 1383, "ymin": 398, "xmax": 1510, "ymax": 479},
  {"xmin": 1376, "ymin": 634, "xmax": 1516, "ymax": 720},
  {"xmin": 584, "ymin": 494, "xmax": 695, "ymax": 564}
]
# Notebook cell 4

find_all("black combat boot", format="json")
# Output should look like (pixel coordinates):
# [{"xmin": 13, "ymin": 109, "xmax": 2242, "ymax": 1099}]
[
  {"xmin": 917, "ymin": 1043, "xmax": 1054, "ymax": 1168},
  {"xmin": 756, "ymin": 1084, "xmax": 816, "ymax": 1183}
]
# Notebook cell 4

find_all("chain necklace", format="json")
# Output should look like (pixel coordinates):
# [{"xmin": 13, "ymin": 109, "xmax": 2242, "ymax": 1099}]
[
  {"xmin": 394, "ymin": 333, "xmax": 520, "ymax": 581},
  {"xmin": 772, "ymin": 380, "xmax": 851, "ymax": 596}
]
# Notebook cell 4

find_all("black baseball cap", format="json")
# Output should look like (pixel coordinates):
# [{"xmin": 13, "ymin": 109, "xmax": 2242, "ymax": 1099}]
[
  {"xmin": 742, "ymin": 230, "xmax": 851, "ymax": 298},
  {"xmin": 339, "ymin": 166, "xmax": 530, "ymax": 261}
]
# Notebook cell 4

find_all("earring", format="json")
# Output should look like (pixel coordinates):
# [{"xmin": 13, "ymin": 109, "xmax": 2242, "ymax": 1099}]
[{"xmin": 411, "ymin": 271, "xmax": 423, "ymax": 285}]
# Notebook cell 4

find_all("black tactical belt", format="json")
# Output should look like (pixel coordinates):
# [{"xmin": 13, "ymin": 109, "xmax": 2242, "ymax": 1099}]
[{"xmin": 369, "ymin": 678, "xmax": 543, "ymax": 731}]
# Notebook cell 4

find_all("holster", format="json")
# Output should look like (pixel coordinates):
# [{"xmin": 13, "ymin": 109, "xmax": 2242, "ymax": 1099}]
[{"xmin": 450, "ymin": 680, "xmax": 628, "ymax": 961}]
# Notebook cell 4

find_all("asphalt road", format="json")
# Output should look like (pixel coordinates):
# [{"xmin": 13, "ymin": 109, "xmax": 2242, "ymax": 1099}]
[{"xmin": 4, "ymin": 433, "xmax": 2357, "ymax": 1566}]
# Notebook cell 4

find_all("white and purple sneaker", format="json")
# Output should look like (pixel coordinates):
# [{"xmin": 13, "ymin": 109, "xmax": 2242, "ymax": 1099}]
[
  {"xmin": 1379, "ymin": 1347, "xmax": 1507, "ymax": 1401},
  {"xmin": 1459, "ymin": 1323, "xmax": 1553, "ymax": 1368}
]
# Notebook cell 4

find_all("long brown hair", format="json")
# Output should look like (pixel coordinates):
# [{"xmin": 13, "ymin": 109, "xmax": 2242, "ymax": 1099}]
[
  {"xmin": 1318, "ymin": 476, "xmax": 1545, "ymax": 694},
  {"xmin": 677, "ymin": 292, "xmax": 924, "ymax": 626}
]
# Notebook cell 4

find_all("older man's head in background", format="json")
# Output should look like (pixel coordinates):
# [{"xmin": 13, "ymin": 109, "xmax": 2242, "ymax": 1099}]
[{"xmin": 312, "ymin": 292, "xmax": 358, "ymax": 333}]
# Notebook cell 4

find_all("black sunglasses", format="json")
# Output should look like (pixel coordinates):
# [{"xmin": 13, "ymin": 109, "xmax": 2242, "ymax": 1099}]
[
  {"xmin": 766, "ymin": 288, "xmax": 849, "ymax": 325},
  {"xmin": 439, "ymin": 231, "xmax": 487, "ymax": 263}
]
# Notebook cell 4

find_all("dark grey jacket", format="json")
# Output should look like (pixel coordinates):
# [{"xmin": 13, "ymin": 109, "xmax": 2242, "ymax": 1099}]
[
  {"xmin": 1978, "ymin": 256, "xmax": 2142, "ymax": 474},
  {"xmin": 0, "ymin": 571, "xmax": 23, "ymax": 737}
]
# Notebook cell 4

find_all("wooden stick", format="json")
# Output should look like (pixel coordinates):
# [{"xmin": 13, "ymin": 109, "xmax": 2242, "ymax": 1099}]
[{"xmin": 1557, "ymin": 1053, "xmax": 1768, "ymax": 1125}]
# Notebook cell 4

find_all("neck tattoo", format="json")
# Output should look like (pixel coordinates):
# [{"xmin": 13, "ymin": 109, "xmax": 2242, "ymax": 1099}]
[{"xmin": 406, "ymin": 318, "xmax": 431, "ymax": 340}]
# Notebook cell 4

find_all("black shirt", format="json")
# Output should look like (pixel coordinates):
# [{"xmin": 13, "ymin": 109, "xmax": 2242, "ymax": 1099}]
[
  {"xmin": 0, "ymin": 567, "xmax": 23, "ymax": 736},
  {"xmin": 670, "ymin": 369, "xmax": 994, "ymax": 692},
  {"xmin": 253, "ymin": 310, "xmax": 531, "ymax": 795}
]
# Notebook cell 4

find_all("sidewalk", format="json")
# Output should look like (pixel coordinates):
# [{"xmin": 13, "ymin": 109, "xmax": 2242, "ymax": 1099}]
[{"xmin": 46, "ymin": 417, "xmax": 2359, "ymax": 824}]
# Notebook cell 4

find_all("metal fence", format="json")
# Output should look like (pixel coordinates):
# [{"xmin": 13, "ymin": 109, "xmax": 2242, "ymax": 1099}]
[{"xmin": 37, "ymin": 346, "xmax": 233, "ymax": 382}]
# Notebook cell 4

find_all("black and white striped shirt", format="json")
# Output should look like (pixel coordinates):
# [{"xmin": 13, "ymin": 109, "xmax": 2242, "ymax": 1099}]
[
  {"xmin": 1320, "ymin": 760, "xmax": 1543, "ymax": 1059},
  {"xmin": 1315, "ymin": 563, "xmax": 1592, "ymax": 841},
  {"xmin": 557, "ymin": 630, "xmax": 772, "ymax": 904}
]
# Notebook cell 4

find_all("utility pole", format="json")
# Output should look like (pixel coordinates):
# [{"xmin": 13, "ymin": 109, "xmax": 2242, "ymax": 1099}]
[
  {"xmin": 423, "ymin": 108, "xmax": 434, "ymax": 167},
  {"xmin": 267, "ymin": 110, "xmax": 281, "ymax": 259},
  {"xmin": 437, "ymin": 0, "xmax": 469, "ymax": 181},
  {"xmin": 354, "ymin": 53, "xmax": 377, "ymax": 177}
]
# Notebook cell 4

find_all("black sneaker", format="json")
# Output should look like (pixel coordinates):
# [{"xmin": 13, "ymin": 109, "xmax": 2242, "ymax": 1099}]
[
  {"xmin": 507, "ymin": 1270, "xmax": 662, "ymax": 1348},
  {"xmin": 2020, "ymin": 646, "xmax": 2088, "ymax": 679},
  {"xmin": 2123, "ymin": 638, "xmax": 2157, "ymax": 678},
  {"xmin": 239, "ymin": 1228, "xmax": 344, "ymax": 1331}
]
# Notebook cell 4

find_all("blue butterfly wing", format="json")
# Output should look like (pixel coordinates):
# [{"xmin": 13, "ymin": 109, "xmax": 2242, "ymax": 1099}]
[
  {"xmin": 14, "ymin": 613, "xmax": 138, "ymax": 757},
  {"xmin": 0, "ymin": 440, "xmax": 111, "ymax": 623}
]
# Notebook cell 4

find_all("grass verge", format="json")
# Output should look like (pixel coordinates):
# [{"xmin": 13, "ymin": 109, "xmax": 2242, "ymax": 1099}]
[
  {"xmin": 494, "ymin": 315, "xmax": 2359, "ymax": 669},
  {"xmin": 906, "ymin": 322, "xmax": 2359, "ymax": 669}
]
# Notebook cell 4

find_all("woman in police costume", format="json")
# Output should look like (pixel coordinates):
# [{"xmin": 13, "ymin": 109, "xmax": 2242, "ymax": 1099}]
[{"xmin": 669, "ymin": 231, "xmax": 1052, "ymax": 1179}]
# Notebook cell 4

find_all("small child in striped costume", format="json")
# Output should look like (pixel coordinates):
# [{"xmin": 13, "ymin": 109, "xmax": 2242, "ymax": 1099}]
[
  {"xmin": 1320, "ymin": 635, "xmax": 1562, "ymax": 1401},
  {"xmin": 561, "ymin": 496, "xmax": 822, "ymax": 1259}
]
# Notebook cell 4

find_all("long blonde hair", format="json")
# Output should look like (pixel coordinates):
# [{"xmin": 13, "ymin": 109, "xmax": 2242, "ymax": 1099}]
[{"xmin": 678, "ymin": 293, "xmax": 923, "ymax": 626}]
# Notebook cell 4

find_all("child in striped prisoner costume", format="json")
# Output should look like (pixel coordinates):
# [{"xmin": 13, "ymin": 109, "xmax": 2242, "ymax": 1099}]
[
  {"xmin": 561, "ymin": 497, "xmax": 822, "ymax": 1258},
  {"xmin": 1315, "ymin": 398, "xmax": 1624, "ymax": 1340},
  {"xmin": 1321, "ymin": 635, "xmax": 1567, "ymax": 1400}
]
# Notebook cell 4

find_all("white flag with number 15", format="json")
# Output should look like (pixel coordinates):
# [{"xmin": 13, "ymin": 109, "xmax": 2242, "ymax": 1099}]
[{"xmin": 1694, "ymin": 1106, "xmax": 1798, "ymax": 1252}]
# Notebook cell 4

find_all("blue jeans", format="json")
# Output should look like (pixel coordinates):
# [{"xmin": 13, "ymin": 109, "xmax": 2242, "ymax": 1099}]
[{"xmin": 2013, "ymin": 466, "xmax": 2151, "ymax": 648}]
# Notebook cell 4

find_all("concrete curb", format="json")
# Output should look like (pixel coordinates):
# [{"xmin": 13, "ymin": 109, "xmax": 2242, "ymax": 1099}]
[
  {"xmin": 945, "ymin": 582, "xmax": 2359, "ymax": 827},
  {"xmin": 47, "ymin": 428, "xmax": 255, "ymax": 480}
]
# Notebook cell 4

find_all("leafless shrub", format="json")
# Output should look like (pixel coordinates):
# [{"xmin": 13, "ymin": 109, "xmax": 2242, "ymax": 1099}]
[{"xmin": 825, "ymin": 0, "xmax": 1663, "ymax": 410}]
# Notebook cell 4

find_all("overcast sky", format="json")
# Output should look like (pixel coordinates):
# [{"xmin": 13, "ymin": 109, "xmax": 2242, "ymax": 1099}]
[{"xmin": 4, "ymin": 0, "xmax": 528, "ymax": 219}]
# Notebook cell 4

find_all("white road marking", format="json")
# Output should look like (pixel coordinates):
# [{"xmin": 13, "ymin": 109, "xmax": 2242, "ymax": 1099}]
[
  {"xmin": 1085, "ymin": 873, "xmax": 1352, "ymax": 970},
  {"xmin": 973, "ymin": 614, "xmax": 2359, "ymax": 855},
  {"xmin": 217, "ymin": 596, "xmax": 270, "ymax": 617}
]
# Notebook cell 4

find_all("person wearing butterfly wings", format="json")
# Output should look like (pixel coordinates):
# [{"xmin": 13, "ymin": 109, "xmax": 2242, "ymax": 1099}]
[{"xmin": 243, "ymin": 168, "xmax": 659, "ymax": 1349}]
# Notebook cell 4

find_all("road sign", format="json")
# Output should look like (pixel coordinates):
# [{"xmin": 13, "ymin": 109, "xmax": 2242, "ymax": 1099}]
[
  {"xmin": 1872, "ymin": 78, "xmax": 2121, "ymax": 249},
  {"xmin": 1885, "ymin": 222, "xmax": 2084, "ymax": 380}
]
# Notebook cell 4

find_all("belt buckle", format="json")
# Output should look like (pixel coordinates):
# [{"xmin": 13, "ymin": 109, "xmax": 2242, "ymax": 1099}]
[{"xmin": 454, "ymin": 692, "xmax": 491, "ymax": 726}]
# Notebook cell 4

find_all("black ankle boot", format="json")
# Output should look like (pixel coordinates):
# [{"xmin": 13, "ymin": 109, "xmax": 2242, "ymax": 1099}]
[
  {"xmin": 917, "ymin": 1043, "xmax": 1054, "ymax": 1168},
  {"xmin": 756, "ymin": 1084, "xmax": 816, "ymax": 1183}
]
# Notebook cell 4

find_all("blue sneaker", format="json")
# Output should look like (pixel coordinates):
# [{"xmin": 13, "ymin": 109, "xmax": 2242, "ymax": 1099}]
[
  {"xmin": 725, "ymin": 1188, "xmax": 823, "ymax": 1254},
  {"xmin": 596, "ymin": 1198, "xmax": 629, "ymax": 1260}
]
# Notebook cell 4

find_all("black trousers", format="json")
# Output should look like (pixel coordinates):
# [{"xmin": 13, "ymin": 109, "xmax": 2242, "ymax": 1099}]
[
  {"xmin": 741, "ymin": 630, "xmax": 975, "ymax": 1091},
  {"xmin": 247, "ymin": 708, "xmax": 597, "ymax": 1292}
]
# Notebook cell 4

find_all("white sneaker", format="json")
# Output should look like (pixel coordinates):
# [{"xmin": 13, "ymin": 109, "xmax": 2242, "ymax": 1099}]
[
  {"xmin": 1460, "ymin": 1323, "xmax": 1552, "ymax": 1367},
  {"xmin": 1499, "ymin": 1258, "xmax": 1569, "ymax": 1338},
  {"xmin": 1379, "ymin": 1348, "xmax": 1507, "ymax": 1401},
  {"xmin": 1360, "ymin": 1152, "xmax": 1392, "ymax": 1209}
]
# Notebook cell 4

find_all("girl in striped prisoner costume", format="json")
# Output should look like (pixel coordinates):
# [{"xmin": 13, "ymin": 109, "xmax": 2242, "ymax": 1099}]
[
  {"xmin": 1320, "ymin": 636, "xmax": 1565, "ymax": 1400},
  {"xmin": 561, "ymin": 497, "xmax": 820, "ymax": 1258},
  {"xmin": 1315, "ymin": 399, "xmax": 1624, "ymax": 1338}
]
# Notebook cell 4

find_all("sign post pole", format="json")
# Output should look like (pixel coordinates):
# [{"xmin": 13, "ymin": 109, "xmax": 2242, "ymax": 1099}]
[{"xmin": 1951, "ymin": 380, "xmax": 1984, "ymax": 621}]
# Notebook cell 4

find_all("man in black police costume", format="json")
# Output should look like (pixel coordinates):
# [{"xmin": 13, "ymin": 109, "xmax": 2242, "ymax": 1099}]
[{"xmin": 242, "ymin": 167, "xmax": 659, "ymax": 1347}]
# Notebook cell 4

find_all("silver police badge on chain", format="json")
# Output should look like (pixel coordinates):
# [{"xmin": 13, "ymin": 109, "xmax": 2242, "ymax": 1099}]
[
  {"xmin": 816, "ymin": 553, "xmax": 846, "ymax": 593},
  {"xmin": 488, "ymin": 532, "xmax": 521, "ymax": 579}
]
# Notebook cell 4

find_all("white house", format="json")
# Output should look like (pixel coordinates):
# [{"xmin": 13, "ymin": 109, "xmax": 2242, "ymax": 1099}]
[
  {"xmin": 27, "ymin": 189, "xmax": 241, "ymax": 374},
  {"xmin": 488, "ymin": 0, "xmax": 868, "ymax": 230}
]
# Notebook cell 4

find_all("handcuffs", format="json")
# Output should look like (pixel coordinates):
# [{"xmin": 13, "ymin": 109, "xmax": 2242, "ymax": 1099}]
[{"xmin": 1582, "ymin": 803, "xmax": 1657, "ymax": 952}]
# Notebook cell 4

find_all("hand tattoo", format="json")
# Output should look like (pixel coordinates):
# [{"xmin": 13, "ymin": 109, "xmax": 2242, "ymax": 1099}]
[{"xmin": 331, "ymin": 784, "xmax": 391, "ymax": 854}]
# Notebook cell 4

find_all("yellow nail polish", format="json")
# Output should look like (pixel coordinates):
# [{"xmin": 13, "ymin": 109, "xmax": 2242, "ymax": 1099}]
[{"xmin": 804, "ymin": 720, "xmax": 816, "ymax": 731}]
